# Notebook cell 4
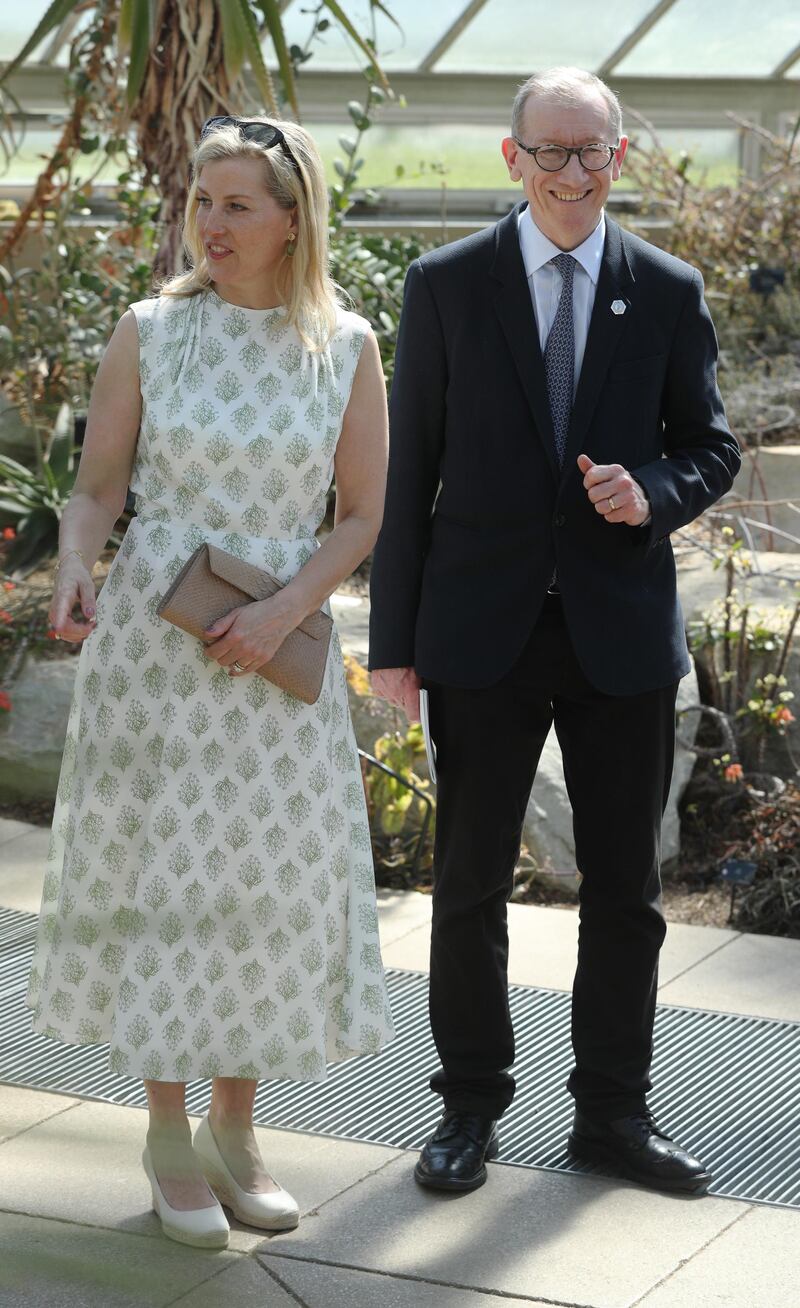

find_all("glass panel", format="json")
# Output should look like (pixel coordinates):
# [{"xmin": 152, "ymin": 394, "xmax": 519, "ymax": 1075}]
[
  {"xmin": 436, "ymin": 0, "xmax": 656, "ymax": 71},
  {"xmin": 273, "ymin": 0, "xmax": 470, "ymax": 70},
  {"xmin": 0, "ymin": 126, "xmax": 121, "ymax": 183},
  {"xmin": 0, "ymin": 2, "xmax": 57, "ymax": 61},
  {"xmin": 310, "ymin": 121, "xmax": 517, "ymax": 188},
  {"xmin": 626, "ymin": 126, "xmax": 741, "ymax": 186},
  {"xmin": 616, "ymin": 0, "xmax": 800, "ymax": 76},
  {"xmin": 1, "ymin": 6, "xmax": 94, "ymax": 65}
]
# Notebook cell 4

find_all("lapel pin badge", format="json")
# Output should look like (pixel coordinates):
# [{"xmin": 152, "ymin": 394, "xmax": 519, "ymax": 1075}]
[{"xmin": 611, "ymin": 299, "xmax": 626, "ymax": 315}]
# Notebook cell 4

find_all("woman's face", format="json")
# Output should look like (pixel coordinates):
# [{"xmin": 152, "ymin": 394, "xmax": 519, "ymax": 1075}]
[{"xmin": 195, "ymin": 157, "xmax": 297, "ymax": 294}]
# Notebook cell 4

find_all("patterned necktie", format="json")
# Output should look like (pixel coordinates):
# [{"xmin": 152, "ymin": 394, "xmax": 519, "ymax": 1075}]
[{"xmin": 543, "ymin": 253, "xmax": 576, "ymax": 467}]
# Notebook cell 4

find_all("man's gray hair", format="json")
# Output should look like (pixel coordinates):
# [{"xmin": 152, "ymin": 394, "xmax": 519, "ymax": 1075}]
[{"xmin": 511, "ymin": 67, "xmax": 623, "ymax": 143}]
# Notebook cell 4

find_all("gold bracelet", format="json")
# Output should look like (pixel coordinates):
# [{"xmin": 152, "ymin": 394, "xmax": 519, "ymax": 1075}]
[{"xmin": 54, "ymin": 549, "xmax": 86, "ymax": 573}]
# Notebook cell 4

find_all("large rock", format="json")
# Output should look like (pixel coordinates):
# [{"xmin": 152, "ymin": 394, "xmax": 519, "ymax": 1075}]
[
  {"xmin": 521, "ymin": 659, "xmax": 700, "ymax": 892},
  {"xmin": 0, "ymin": 394, "xmax": 33, "ymax": 469},
  {"xmin": 0, "ymin": 654, "xmax": 76, "ymax": 801},
  {"xmin": 730, "ymin": 446, "xmax": 800, "ymax": 552}
]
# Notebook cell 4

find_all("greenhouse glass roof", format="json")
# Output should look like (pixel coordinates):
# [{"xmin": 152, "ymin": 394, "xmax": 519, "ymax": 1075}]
[
  {"xmin": 1, "ymin": 2, "xmax": 798, "ymax": 194},
  {"xmin": 2, "ymin": 0, "xmax": 799, "ymax": 76},
  {"xmin": 277, "ymin": 0, "xmax": 799, "ymax": 78}
]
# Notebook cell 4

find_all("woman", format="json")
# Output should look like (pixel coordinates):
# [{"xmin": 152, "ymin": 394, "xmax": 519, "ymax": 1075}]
[{"xmin": 26, "ymin": 116, "xmax": 394, "ymax": 1249}]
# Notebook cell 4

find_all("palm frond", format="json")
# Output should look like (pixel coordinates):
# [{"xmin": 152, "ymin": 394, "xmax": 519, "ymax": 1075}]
[
  {"xmin": 0, "ymin": 0, "xmax": 79, "ymax": 86},
  {"xmin": 256, "ymin": 0, "xmax": 299, "ymax": 120}
]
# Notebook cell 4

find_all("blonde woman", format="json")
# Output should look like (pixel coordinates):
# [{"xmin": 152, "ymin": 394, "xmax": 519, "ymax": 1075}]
[{"xmin": 27, "ymin": 117, "xmax": 394, "ymax": 1249}]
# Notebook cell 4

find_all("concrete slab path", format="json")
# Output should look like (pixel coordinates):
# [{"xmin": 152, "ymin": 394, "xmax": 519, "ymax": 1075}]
[{"xmin": 1, "ymin": 819, "xmax": 798, "ymax": 1307}]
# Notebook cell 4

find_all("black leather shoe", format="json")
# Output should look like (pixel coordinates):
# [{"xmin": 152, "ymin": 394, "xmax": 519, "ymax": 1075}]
[
  {"xmin": 414, "ymin": 1111, "xmax": 500, "ymax": 1192},
  {"xmin": 568, "ymin": 1109, "xmax": 712, "ymax": 1194}
]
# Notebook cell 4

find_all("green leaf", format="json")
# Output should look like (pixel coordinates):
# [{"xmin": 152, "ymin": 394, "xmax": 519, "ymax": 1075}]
[
  {"xmin": 121, "ymin": 0, "xmax": 152, "ymax": 107},
  {"xmin": 370, "ymin": 0, "xmax": 403, "ymax": 36},
  {"xmin": 321, "ymin": 0, "xmax": 390, "ymax": 90},
  {"xmin": 255, "ymin": 0, "xmax": 300, "ymax": 120},
  {"xmin": 0, "ymin": 455, "xmax": 38, "ymax": 483},
  {"xmin": 0, "ymin": 0, "xmax": 79, "ymax": 87},
  {"xmin": 217, "ymin": 0, "xmax": 249, "ymax": 90},
  {"xmin": 44, "ymin": 402, "xmax": 75, "ymax": 485},
  {"xmin": 4, "ymin": 508, "xmax": 58, "ymax": 575}
]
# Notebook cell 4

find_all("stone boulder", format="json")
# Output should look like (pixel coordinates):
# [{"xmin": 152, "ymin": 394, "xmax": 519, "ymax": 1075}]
[
  {"xmin": 0, "ymin": 654, "xmax": 76, "ymax": 801},
  {"xmin": 521, "ymin": 659, "xmax": 700, "ymax": 892}
]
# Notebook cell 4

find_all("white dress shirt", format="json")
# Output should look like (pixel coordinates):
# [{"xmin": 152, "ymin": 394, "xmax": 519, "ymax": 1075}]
[
  {"xmin": 517, "ymin": 205, "xmax": 606, "ymax": 397},
  {"xmin": 516, "ymin": 207, "xmax": 651, "ymax": 544}
]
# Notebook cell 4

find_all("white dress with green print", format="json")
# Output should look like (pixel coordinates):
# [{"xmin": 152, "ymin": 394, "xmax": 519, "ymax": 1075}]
[{"xmin": 25, "ymin": 287, "xmax": 395, "ymax": 1082}]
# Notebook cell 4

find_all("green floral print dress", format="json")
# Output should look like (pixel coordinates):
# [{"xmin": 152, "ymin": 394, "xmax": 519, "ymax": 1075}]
[{"xmin": 26, "ymin": 288, "xmax": 395, "ymax": 1082}]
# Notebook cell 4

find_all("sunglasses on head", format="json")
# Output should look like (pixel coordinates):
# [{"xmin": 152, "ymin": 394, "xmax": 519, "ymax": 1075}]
[{"xmin": 199, "ymin": 115, "xmax": 302, "ymax": 180}]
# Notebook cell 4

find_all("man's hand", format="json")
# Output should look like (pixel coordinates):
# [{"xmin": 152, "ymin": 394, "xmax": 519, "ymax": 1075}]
[
  {"xmin": 371, "ymin": 667, "xmax": 421, "ymax": 722},
  {"xmin": 577, "ymin": 454, "xmax": 651, "ymax": 527}
]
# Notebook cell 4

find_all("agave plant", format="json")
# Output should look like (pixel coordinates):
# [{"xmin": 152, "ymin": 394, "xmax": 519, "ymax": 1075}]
[
  {"xmin": 1, "ymin": 0, "xmax": 393, "ymax": 277},
  {"xmin": 0, "ymin": 403, "xmax": 86, "ymax": 576}
]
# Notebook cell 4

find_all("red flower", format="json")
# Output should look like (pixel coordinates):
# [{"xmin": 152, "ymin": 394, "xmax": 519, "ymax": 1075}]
[
  {"xmin": 724, "ymin": 763, "xmax": 744, "ymax": 783},
  {"xmin": 773, "ymin": 706, "xmax": 795, "ymax": 725},
  {"xmin": 46, "ymin": 629, "xmax": 58, "ymax": 640},
  {"xmin": 2, "ymin": 581, "xmax": 14, "ymax": 591},
  {"xmin": 0, "ymin": 691, "xmax": 11, "ymax": 711},
  {"xmin": 0, "ymin": 610, "xmax": 13, "ymax": 623},
  {"xmin": 1, "ymin": 527, "xmax": 15, "ymax": 540}
]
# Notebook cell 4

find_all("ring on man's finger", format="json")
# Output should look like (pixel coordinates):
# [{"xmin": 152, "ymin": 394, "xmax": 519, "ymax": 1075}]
[{"xmin": 608, "ymin": 495, "xmax": 616, "ymax": 512}]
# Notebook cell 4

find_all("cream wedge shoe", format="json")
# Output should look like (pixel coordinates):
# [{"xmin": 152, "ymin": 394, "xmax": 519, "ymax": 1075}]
[
  {"xmin": 142, "ymin": 1146, "xmax": 230, "ymax": 1249},
  {"xmin": 193, "ymin": 1115, "xmax": 300, "ymax": 1231}
]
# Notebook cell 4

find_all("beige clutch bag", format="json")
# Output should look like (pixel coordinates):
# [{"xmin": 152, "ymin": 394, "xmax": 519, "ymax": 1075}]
[{"xmin": 156, "ymin": 542, "xmax": 333, "ymax": 704}]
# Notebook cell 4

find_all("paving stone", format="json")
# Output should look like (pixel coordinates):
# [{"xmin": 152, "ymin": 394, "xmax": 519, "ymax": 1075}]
[
  {"xmin": 263, "ymin": 1256, "xmax": 553, "ymax": 1307},
  {"xmin": 0, "ymin": 1098, "xmax": 399, "ymax": 1253},
  {"xmin": 382, "ymin": 901, "xmax": 741, "ymax": 997},
  {"xmin": 376, "ymin": 888, "xmax": 433, "ymax": 948},
  {"xmin": 0, "ymin": 818, "xmax": 37, "ymax": 846},
  {"xmin": 0, "ymin": 1211, "xmax": 238, "ymax": 1308},
  {"xmin": 0, "ymin": 1083, "xmax": 80, "ymax": 1144},
  {"xmin": 658, "ymin": 932, "xmax": 800, "ymax": 1020},
  {"xmin": 170, "ymin": 1255, "xmax": 299, "ymax": 1307},
  {"xmin": 262, "ymin": 1153, "xmax": 748, "ymax": 1308},
  {"xmin": 656, "ymin": 922, "xmax": 741, "ymax": 989},
  {"xmin": 636, "ymin": 1205, "xmax": 799, "ymax": 1307}
]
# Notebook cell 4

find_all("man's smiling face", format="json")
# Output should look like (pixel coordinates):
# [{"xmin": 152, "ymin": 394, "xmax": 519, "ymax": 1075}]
[{"xmin": 502, "ymin": 92, "xmax": 627, "ymax": 251}]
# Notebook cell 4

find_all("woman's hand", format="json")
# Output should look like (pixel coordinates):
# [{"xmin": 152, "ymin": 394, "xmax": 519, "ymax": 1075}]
[
  {"xmin": 49, "ymin": 558, "xmax": 97, "ymax": 642},
  {"xmin": 203, "ymin": 595, "xmax": 301, "ymax": 674}
]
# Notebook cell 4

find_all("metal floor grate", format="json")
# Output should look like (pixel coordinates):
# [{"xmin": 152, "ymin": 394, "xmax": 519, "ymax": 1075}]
[{"xmin": 2, "ymin": 906, "xmax": 799, "ymax": 1208}]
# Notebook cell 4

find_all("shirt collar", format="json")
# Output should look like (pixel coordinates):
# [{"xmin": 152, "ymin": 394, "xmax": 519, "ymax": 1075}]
[{"xmin": 517, "ymin": 204, "xmax": 606, "ymax": 284}]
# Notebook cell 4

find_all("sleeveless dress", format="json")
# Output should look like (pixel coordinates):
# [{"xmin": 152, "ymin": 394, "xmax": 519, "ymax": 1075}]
[{"xmin": 25, "ymin": 288, "xmax": 395, "ymax": 1082}]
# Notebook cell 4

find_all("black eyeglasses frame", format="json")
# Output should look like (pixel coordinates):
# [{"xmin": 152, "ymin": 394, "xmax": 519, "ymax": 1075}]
[
  {"xmin": 199, "ymin": 115, "xmax": 302, "ymax": 181},
  {"xmin": 512, "ymin": 140, "xmax": 619, "ymax": 172}
]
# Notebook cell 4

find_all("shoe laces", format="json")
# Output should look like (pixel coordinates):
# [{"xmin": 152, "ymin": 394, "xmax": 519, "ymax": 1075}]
[
  {"xmin": 438, "ymin": 1112, "xmax": 492, "ymax": 1147},
  {"xmin": 628, "ymin": 1109, "xmax": 671, "ymax": 1142}
]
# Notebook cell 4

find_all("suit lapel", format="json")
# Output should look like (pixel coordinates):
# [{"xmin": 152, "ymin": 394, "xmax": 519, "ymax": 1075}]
[
  {"xmin": 490, "ymin": 204, "xmax": 560, "ymax": 482},
  {"xmin": 561, "ymin": 217, "xmax": 635, "ymax": 475}
]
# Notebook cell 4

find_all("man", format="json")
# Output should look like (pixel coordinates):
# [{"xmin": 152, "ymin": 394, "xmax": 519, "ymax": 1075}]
[{"xmin": 368, "ymin": 67, "xmax": 740, "ymax": 1196}]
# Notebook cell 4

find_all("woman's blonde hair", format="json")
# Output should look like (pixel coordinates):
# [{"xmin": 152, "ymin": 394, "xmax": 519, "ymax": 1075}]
[{"xmin": 160, "ymin": 118, "xmax": 340, "ymax": 352}]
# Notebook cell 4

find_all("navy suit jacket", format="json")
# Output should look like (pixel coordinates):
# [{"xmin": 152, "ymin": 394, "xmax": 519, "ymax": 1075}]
[{"xmin": 368, "ymin": 203, "xmax": 740, "ymax": 696}]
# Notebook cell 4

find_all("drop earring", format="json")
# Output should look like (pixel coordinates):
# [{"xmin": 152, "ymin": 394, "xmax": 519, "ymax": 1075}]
[{"xmin": 286, "ymin": 232, "xmax": 297, "ymax": 256}]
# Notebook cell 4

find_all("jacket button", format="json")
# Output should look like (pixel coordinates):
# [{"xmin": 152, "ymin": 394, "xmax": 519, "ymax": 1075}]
[{"xmin": 554, "ymin": 513, "xmax": 567, "ymax": 528}]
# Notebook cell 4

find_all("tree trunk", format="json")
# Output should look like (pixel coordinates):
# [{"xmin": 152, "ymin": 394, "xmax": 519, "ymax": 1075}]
[{"xmin": 133, "ymin": 0, "xmax": 240, "ymax": 282}]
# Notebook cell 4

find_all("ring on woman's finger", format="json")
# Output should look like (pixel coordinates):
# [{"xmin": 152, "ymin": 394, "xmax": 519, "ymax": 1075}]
[{"xmin": 232, "ymin": 660, "xmax": 245, "ymax": 673}]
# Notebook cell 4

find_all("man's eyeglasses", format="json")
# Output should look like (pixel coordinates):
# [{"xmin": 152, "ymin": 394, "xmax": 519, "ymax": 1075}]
[
  {"xmin": 512, "ymin": 141, "xmax": 619, "ymax": 172},
  {"xmin": 199, "ymin": 116, "xmax": 302, "ymax": 179}
]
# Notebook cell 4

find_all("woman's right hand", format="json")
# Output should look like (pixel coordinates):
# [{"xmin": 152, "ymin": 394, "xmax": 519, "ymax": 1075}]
[{"xmin": 49, "ymin": 557, "xmax": 98, "ymax": 642}]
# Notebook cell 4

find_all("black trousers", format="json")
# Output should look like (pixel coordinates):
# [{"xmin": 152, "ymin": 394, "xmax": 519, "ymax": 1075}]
[{"xmin": 424, "ymin": 593, "xmax": 678, "ymax": 1122}]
